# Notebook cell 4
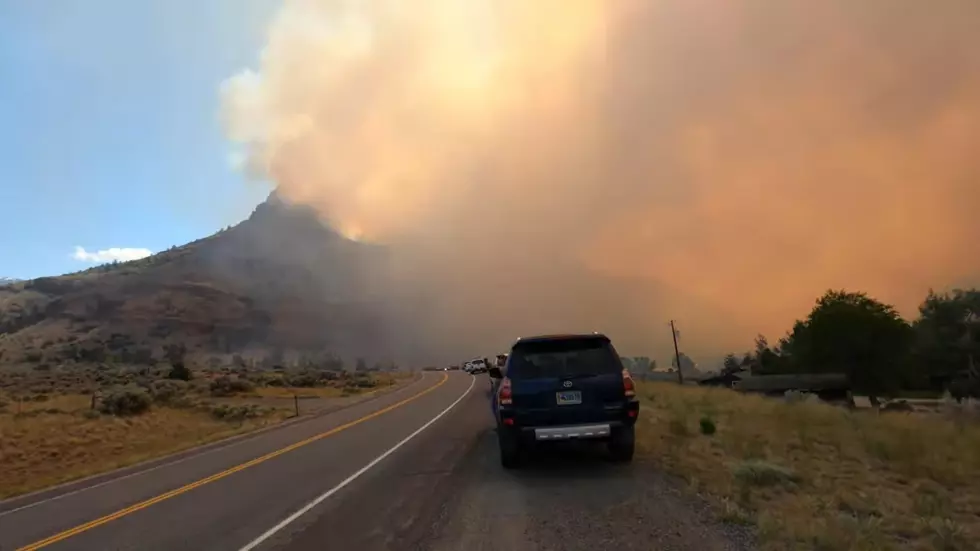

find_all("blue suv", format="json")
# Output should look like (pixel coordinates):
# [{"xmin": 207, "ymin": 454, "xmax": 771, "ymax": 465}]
[{"xmin": 489, "ymin": 333, "xmax": 639, "ymax": 468}]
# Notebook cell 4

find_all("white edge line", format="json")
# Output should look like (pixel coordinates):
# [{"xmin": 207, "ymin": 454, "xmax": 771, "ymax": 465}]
[
  {"xmin": 238, "ymin": 374, "xmax": 476, "ymax": 551},
  {"xmin": 0, "ymin": 372, "xmax": 430, "ymax": 519}
]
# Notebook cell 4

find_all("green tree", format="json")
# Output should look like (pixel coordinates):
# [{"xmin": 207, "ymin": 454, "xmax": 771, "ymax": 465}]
[
  {"xmin": 784, "ymin": 290, "xmax": 913, "ymax": 402},
  {"xmin": 749, "ymin": 334, "xmax": 787, "ymax": 375},
  {"xmin": 722, "ymin": 353, "xmax": 741, "ymax": 374},
  {"xmin": 913, "ymin": 288, "xmax": 980, "ymax": 397}
]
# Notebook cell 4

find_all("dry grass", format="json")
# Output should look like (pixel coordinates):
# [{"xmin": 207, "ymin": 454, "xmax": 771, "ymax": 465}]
[
  {"xmin": 635, "ymin": 382, "xmax": 980, "ymax": 551},
  {"xmin": 248, "ymin": 371, "xmax": 409, "ymax": 399},
  {"xmin": 0, "ymin": 370, "xmax": 416, "ymax": 499},
  {"xmin": 0, "ymin": 395, "xmax": 289, "ymax": 498},
  {"xmin": 251, "ymin": 386, "xmax": 348, "ymax": 399}
]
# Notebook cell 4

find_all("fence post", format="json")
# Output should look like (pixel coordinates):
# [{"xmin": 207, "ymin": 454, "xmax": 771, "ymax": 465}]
[{"xmin": 294, "ymin": 394, "xmax": 299, "ymax": 417}]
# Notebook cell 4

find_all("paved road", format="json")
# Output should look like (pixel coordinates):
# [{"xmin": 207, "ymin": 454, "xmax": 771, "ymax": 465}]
[{"xmin": 0, "ymin": 372, "xmax": 751, "ymax": 551}]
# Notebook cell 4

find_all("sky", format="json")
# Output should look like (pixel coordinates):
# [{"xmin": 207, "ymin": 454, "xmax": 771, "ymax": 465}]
[
  {"xmin": 0, "ymin": 0, "xmax": 279, "ymax": 279},
  {"xmin": 2, "ymin": 0, "xmax": 978, "ymax": 363}
]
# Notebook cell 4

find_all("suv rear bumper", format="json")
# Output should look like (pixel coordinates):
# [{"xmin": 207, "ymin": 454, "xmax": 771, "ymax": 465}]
[
  {"xmin": 497, "ymin": 400, "xmax": 639, "ymax": 441},
  {"xmin": 531, "ymin": 423, "xmax": 613, "ymax": 441}
]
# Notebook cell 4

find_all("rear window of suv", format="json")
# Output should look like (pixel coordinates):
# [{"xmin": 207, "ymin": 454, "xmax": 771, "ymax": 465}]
[{"xmin": 507, "ymin": 337, "xmax": 622, "ymax": 380}]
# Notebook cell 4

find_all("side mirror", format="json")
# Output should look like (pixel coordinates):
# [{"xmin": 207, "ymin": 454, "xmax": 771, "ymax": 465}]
[{"xmin": 488, "ymin": 367, "xmax": 503, "ymax": 379}]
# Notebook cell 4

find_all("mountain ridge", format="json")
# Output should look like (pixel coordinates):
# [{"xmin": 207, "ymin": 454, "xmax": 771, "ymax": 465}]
[{"xmin": 0, "ymin": 192, "xmax": 398, "ymax": 368}]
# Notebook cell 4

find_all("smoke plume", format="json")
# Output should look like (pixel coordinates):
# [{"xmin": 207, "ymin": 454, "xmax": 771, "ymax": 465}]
[{"xmin": 221, "ymin": 0, "xmax": 980, "ymax": 365}]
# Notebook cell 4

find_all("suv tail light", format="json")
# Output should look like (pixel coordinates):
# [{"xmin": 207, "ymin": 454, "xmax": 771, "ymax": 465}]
[
  {"xmin": 498, "ymin": 377, "xmax": 513, "ymax": 405},
  {"xmin": 622, "ymin": 368, "xmax": 636, "ymax": 398}
]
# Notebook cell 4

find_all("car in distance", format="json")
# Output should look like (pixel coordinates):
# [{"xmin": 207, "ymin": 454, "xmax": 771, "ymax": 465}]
[
  {"xmin": 489, "ymin": 333, "xmax": 639, "ymax": 468},
  {"xmin": 466, "ymin": 358, "xmax": 489, "ymax": 374}
]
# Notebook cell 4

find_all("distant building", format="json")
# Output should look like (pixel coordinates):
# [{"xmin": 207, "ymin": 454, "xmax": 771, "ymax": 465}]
[
  {"xmin": 698, "ymin": 371, "xmax": 745, "ymax": 388},
  {"xmin": 733, "ymin": 373, "xmax": 852, "ymax": 404}
]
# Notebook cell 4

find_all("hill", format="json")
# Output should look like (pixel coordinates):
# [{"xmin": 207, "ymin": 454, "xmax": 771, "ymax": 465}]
[{"xmin": 0, "ymin": 192, "xmax": 397, "ymax": 368}]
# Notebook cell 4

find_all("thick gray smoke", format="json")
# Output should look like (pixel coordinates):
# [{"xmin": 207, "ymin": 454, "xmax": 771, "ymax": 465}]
[{"xmin": 222, "ymin": 0, "xmax": 980, "ymax": 366}]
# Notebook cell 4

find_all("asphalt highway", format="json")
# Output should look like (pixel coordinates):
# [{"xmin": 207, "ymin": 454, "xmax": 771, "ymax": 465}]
[{"xmin": 0, "ymin": 372, "xmax": 752, "ymax": 551}]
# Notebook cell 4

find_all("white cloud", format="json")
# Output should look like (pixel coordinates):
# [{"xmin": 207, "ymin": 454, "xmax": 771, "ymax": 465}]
[{"xmin": 72, "ymin": 246, "xmax": 153, "ymax": 263}]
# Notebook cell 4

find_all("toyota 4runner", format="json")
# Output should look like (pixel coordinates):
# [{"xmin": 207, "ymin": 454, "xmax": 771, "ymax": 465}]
[{"xmin": 489, "ymin": 333, "xmax": 639, "ymax": 468}]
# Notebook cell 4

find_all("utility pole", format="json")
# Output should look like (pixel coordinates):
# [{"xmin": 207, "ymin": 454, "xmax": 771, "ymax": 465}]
[{"xmin": 670, "ymin": 320, "xmax": 684, "ymax": 385}]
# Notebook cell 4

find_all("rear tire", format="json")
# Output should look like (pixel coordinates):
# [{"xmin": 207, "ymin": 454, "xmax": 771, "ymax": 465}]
[
  {"xmin": 608, "ymin": 426, "xmax": 635, "ymax": 462},
  {"xmin": 498, "ymin": 429, "xmax": 521, "ymax": 469}
]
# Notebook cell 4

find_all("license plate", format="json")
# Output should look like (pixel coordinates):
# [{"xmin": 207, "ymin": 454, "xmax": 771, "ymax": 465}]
[{"xmin": 556, "ymin": 390, "xmax": 582, "ymax": 405}]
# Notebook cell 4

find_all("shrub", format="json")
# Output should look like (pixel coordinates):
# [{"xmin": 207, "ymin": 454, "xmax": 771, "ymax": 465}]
[
  {"xmin": 208, "ymin": 403, "xmax": 264, "ymax": 421},
  {"xmin": 98, "ymin": 386, "xmax": 152, "ymax": 416},
  {"xmin": 149, "ymin": 379, "xmax": 188, "ymax": 404},
  {"xmin": 925, "ymin": 517, "xmax": 970, "ymax": 551},
  {"xmin": 732, "ymin": 460, "xmax": 801, "ymax": 488},
  {"xmin": 209, "ymin": 375, "xmax": 254, "ymax": 397},
  {"xmin": 353, "ymin": 375, "xmax": 377, "ymax": 389},
  {"xmin": 699, "ymin": 416, "xmax": 717, "ymax": 435},
  {"xmin": 167, "ymin": 362, "xmax": 192, "ymax": 381},
  {"xmin": 284, "ymin": 372, "xmax": 319, "ymax": 388}
]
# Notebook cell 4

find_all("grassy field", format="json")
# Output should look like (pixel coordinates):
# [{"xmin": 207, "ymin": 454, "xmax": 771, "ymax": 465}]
[
  {"xmin": 0, "ymin": 396, "xmax": 289, "ymax": 498},
  {"xmin": 635, "ymin": 382, "xmax": 980, "ymax": 551},
  {"xmin": 0, "ymin": 369, "xmax": 415, "ymax": 499}
]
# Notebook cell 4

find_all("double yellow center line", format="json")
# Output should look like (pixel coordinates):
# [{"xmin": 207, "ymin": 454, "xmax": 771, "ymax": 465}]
[{"xmin": 17, "ymin": 373, "xmax": 449, "ymax": 551}]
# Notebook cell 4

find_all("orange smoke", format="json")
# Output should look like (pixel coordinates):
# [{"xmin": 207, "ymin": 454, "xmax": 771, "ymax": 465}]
[{"xmin": 222, "ymin": 0, "xmax": 980, "ymax": 364}]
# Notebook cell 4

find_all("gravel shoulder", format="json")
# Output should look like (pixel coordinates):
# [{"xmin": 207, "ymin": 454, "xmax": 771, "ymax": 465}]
[{"xmin": 413, "ymin": 391, "xmax": 756, "ymax": 551}]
